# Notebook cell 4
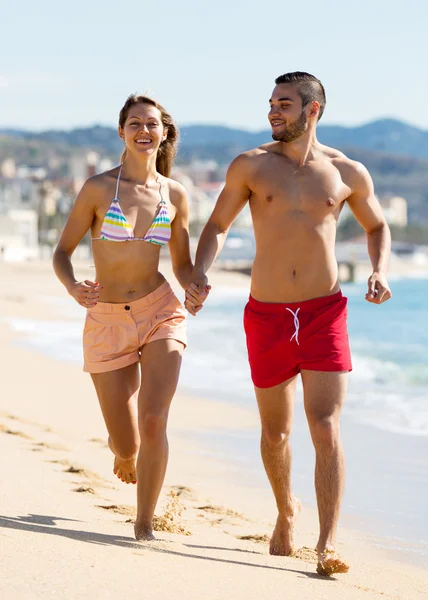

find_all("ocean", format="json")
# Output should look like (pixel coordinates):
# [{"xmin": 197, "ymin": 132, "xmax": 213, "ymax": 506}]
[{"xmin": 6, "ymin": 276, "xmax": 428, "ymax": 565}]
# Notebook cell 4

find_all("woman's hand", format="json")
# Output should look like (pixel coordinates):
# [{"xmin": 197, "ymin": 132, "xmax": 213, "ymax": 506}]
[
  {"xmin": 68, "ymin": 280, "xmax": 102, "ymax": 308},
  {"xmin": 184, "ymin": 273, "xmax": 211, "ymax": 316}
]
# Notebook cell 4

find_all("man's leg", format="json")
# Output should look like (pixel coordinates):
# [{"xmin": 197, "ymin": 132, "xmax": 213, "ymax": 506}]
[
  {"xmin": 255, "ymin": 375, "xmax": 300, "ymax": 556},
  {"xmin": 301, "ymin": 369, "xmax": 349, "ymax": 574}
]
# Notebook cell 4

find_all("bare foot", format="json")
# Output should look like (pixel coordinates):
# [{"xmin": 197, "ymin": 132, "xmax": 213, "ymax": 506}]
[
  {"xmin": 113, "ymin": 456, "xmax": 137, "ymax": 484},
  {"xmin": 108, "ymin": 437, "xmax": 136, "ymax": 484},
  {"xmin": 134, "ymin": 523, "xmax": 155, "ymax": 541},
  {"xmin": 316, "ymin": 548, "xmax": 350, "ymax": 576},
  {"xmin": 269, "ymin": 498, "xmax": 301, "ymax": 556}
]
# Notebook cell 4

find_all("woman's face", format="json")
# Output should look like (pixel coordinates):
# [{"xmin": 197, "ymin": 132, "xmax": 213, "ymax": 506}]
[{"xmin": 119, "ymin": 103, "xmax": 166, "ymax": 158}]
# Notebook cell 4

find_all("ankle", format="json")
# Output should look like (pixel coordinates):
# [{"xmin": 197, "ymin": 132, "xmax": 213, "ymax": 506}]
[
  {"xmin": 135, "ymin": 518, "xmax": 152, "ymax": 530},
  {"xmin": 316, "ymin": 540, "xmax": 335, "ymax": 553},
  {"xmin": 278, "ymin": 496, "xmax": 298, "ymax": 518}
]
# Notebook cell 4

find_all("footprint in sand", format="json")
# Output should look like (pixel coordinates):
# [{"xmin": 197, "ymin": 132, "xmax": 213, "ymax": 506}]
[
  {"xmin": 197, "ymin": 505, "xmax": 249, "ymax": 531},
  {"xmin": 235, "ymin": 537, "xmax": 318, "ymax": 564},
  {"xmin": 197, "ymin": 505, "xmax": 247, "ymax": 520},
  {"xmin": 4, "ymin": 428, "xmax": 33, "ymax": 440},
  {"xmin": 33, "ymin": 441, "xmax": 70, "ymax": 452},
  {"xmin": 96, "ymin": 504, "xmax": 136, "ymax": 518},
  {"xmin": 0, "ymin": 422, "xmax": 33, "ymax": 439},
  {"xmin": 170, "ymin": 485, "xmax": 194, "ymax": 499},
  {"xmin": 73, "ymin": 486, "xmax": 95, "ymax": 494},
  {"xmin": 293, "ymin": 546, "xmax": 318, "ymax": 563},
  {"xmin": 96, "ymin": 493, "xmax": 192, "ymax": 536},
  {"xmin": 237, "ymin": 534, "xmax": 270, "ymax": 543},
  {"xmin": 64, "ymin": 466, "xmax": 85, "ymax": 474},
  {"xmin": 48, "ymin": 459, "xmax": 71, "ymax": 466},
  {"xmin": 88, "ymin": 438, "xmax": 109, "ymax": 448},
  {"xmin": 62, "ymin": 464, "xmax": 113, "ymax": 491}
]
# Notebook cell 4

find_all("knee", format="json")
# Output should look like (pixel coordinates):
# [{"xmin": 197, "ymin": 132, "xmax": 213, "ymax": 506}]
[
  {"xmin": 309, "ymin": 415, "xmax": 340, "ymax": 451},
  {"xmin": 261, "ymin": 424, "xmax": 292, "ymax": 451},
  {"xmin": 139, "ymin": 412, "xmax": 168, "ymax": 443}
]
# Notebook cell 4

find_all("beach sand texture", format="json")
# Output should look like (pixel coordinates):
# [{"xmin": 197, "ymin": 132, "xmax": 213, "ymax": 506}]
[{"xmin": 1, "ymin": 260, "xmax": 427, "ymax": 599}]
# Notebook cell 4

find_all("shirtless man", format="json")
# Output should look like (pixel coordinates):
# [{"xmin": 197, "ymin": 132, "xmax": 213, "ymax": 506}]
[{"xmin": 185, "ymin": 72, "xmax": 392, "ymax": 575}]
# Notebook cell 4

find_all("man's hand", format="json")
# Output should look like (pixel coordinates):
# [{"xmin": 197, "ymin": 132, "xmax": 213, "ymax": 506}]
[
  {"xmin": 68, "ymin": 280, "xmax": 102, "ymax": 308},
  {"xmin": 365, "ymin": 272, "xmax": 392, "ymax": 304},
  {"xmin": 185, "ymin": 272, "xmax": 211, "ymax": 316}
]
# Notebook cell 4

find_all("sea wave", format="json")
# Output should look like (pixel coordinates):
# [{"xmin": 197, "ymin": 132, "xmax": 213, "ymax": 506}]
[{"xmin": 4, "ymin": 278, "xmax": 428, "ymax": 438}]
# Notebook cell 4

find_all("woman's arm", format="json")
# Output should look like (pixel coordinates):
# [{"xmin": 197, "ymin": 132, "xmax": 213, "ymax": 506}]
[
  {"xmin": 53, "ymin": 177, "xmax": 102, "ymax": 307},
  {"xmin": 168, "ymin": 181, "xmax": 195, "ymax": 290}
]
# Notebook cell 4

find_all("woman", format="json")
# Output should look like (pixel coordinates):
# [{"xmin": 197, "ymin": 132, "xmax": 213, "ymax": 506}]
[{"xmin": 53, "ymin": 94, "xmax": 206, "ymax": 541}]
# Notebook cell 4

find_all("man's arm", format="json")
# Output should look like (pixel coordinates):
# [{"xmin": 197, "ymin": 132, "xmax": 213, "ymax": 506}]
[
  {"xmin": 345, "ymin": 161, "xmax": 392, "ymax": 304},
  {"xmin": 185, "ymin": 153, "xmax": 252, "ymax": 314}
]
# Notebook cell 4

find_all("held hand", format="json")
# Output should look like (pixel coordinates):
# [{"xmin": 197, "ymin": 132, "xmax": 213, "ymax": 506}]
[
  {"xmin": 184, "ymin": 273, "xmax": 211, "ymax": 316},
  {"xmin": 68, "ymin": 280, "xmax": 103, "ymax": 308},
  {"xmin": 365, "ymin": 272, "xmax": 392, "ymax": 304}
]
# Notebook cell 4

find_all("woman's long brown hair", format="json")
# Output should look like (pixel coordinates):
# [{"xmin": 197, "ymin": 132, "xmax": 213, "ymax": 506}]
[{"xmin": 119, "ymin": 95, "xmax": 178, "ymax": 177}]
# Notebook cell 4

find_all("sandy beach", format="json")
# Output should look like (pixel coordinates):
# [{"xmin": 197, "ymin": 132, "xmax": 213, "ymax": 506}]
[{"xmin": 1, "ymin": 259, "xmax": 427, "ymax": 599}]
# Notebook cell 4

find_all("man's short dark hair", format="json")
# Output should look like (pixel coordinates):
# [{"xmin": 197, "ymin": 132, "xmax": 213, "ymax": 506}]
[{"xmin": 275, "ymin": 72, "xmax": 326, "ymax": 121}]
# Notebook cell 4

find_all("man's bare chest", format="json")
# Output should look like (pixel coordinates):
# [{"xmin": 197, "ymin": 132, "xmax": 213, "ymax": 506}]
[{"xmin": 249, "ymin": 164, "xmax": 351, "ymax": 214}]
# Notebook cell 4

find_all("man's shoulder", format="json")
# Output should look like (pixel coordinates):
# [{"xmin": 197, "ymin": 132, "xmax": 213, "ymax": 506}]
[
  {"xmin": 320, "ymin": 144, "xmax": 358, "ymax": 166},
  {"xmin": 233, "ymin": 142, "xmax": 282, "ymax": 164},
  {"xmin": 322, "ymin": 146, "xmax": 368, "ymax": 178},
  {"xmin": 320, "ymin": 145, "xmax": 371, "ymax": 192}
]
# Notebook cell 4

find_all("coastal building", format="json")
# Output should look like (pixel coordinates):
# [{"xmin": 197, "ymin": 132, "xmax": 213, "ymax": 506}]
[
  {"xmin": 379, "ymin": 195, "xmax": 408, "ymax": 227},
  {"xmin": 1, "ymin": 158, "xmax": 17, "ymax": 179},
  {"xmin": 0, "ymin": 208, "xmax": 38, "ymax": 261}
]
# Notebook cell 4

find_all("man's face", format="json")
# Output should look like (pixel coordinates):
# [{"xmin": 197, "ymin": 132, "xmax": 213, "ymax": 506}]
[{"xmin": 268, "ymin": 83, "xmax": 308, "ymax": 143}]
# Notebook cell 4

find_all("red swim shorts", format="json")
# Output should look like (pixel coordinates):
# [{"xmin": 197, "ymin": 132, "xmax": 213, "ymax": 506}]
[{"xmin": 243, "ymin": 290, "xmax": 352, "ymax": 388}]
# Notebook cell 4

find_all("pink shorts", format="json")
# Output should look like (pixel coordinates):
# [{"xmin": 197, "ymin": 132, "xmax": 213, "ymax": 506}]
[{"xmin": 83, "ymin": 281, "xmax": 187, "ymax": 373}]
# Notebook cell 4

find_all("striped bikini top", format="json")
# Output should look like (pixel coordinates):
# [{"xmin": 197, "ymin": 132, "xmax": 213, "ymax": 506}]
[{"xmin": 92, "ymin": 164, "xmax": 171, "ymax": 245}]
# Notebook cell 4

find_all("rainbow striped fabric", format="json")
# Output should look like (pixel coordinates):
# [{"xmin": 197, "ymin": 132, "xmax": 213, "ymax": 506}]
[
  {"xmin": 99, "ymin": 199, "xmax": 134, "ymax": 241},
  {"xmin": 141, "ymin": 202, "xmax": 171, "ymax": 245},
  {"xmin": 94, "ymin": 164, "xmax": 171, "ymax": 245}
]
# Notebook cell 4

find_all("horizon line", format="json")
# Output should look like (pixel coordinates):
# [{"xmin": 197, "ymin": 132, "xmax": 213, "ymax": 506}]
[{"xmin": 0, "ymin": 116, "xmax": 425, "ymax": 135}]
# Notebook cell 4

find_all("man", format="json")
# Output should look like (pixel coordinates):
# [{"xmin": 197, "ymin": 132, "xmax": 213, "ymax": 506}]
[{"xmin": 185, "ymin": 71, "xmax": 392, "ymax": 576}]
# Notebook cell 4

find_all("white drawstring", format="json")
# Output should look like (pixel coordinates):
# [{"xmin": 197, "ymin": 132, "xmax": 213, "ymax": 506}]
[{"xmin": 286, "ymin": 307, "xmax": 300, "ymax": 345}]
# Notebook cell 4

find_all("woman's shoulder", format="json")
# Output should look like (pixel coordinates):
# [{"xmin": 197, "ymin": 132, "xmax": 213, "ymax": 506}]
[
  {"xmin": 80, "ymin": 167, "xmax": 121, "ymax": 198},
  {"xmin": 161, "ymin": 176, "xmax": 188, "ymax": 206}
]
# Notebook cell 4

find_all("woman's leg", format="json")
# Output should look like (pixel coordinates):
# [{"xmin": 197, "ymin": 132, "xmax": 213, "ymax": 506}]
[
  {"xmin": 134, "ymin": 339, "xmax": 184, "ymax": 540},
  {"xmin": 91, "ymin": 362, "xmax": 140, "ymax": 483}
]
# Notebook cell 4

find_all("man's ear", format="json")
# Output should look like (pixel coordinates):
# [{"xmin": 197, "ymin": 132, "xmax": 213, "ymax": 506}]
[{"xmin": 309, "ymin": 101, "xmax": 320, "ymax": 120}]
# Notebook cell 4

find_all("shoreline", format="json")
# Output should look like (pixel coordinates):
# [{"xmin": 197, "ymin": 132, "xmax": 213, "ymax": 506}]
[{"xmin": 2, "ymin": 259, "xmax": 428, "ymax": 598}]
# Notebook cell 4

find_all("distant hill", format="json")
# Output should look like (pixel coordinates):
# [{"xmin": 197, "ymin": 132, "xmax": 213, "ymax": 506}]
[
  {"xmin": 1, "ymin": 119, "xmax": 428, "ymax": 223},
  {"xmin": 180, "ymin": 119, "xmax": 428, "ymax": 160},
  {"xmin": 2, "ymin": 118, "xmax": 428, "ymax": 160}
]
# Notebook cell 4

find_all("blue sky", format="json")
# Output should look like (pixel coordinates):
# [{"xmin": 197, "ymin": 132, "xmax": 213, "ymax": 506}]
[{"xmin": 1, "ymin": 0, "xmax": 427, "ymax": 131}]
